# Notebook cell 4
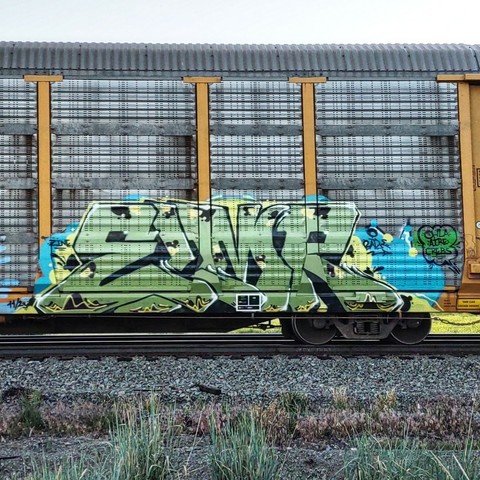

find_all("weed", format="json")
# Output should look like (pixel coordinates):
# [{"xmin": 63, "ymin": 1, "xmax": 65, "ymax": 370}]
[
  {"xmin": 343, "ymin": 435, "xmax": 480, "ymax": 480},
  {"xmin": 209, "ymin": 411, "xmax": 280, "ymax": 480},
  {"xmin": 28, "ymin": 395, "xmax": 179, "ymax": 480},
  {"xmin": 250, "ymin": 403, "xmax": 290, "ymax": 445},
  {"xmin": 273, "ymin": 392, "xmax": 309, "ymax": 437},
  {"xmin": 0, "ymin": 402, "xmax": 20, "ymax": 435},
  {"xmin": 331, "ymin": 386, "xmax": 352, "ymax": 410},
  {"xmin": 20, "ymin": 390, "xmax": 44, "ymax": 431},
  {"xmin": 182, "ymin": 402, "xmax": 231, "ymax": 436},
  {"xmin": 372, "ymin": 390, "xmax": 398, "ymax": 414},
  {"xmin": 277, "ymin": 391, "xmax": 309, "ymax": 418},
  {"xmin": 42, "ymin": 401, "xmax": 116, "ymax": 435},
  {"xmin": 29, "ymin": 456, "xmax": 106, "ymax": 480},
  {"xmin": 109, "ymin": 397, "xmax": 178, "ymax": 480}
]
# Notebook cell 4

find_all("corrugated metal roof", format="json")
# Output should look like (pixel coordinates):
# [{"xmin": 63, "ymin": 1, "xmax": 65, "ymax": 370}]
[{"xmin": 1, "ymin": 42, "xmax": 479, "ymax": 79}]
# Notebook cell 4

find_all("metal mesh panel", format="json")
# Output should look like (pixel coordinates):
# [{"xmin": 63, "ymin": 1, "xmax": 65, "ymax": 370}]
[
  {"xmin": 0, "ymin": 134, "xmax": 35, "ymax": 176},
  {"xmin": 210, "ymin": 135, "xmax": 303, "ymax": 201},
  {"xmin": 0, "ymin": 189, "xmax": 36, "ymax": 227},
  {"xmin": 210, "ymin": 81, "xmax": 303, "ymax": 201},
  {"xmin": 0, "ymin": 79, "xmax": 37, "ymax": 287},
  {"xmin": 210, "ymin": 81, "xmax": 302, "ymax": 125},
  {"xmin": 315, "ymin": 80, "xmax": 462, "ymax": 288},
  {"xmin": 0, "ymin": 79, "xmax": 37, "ymax": 125},
  {"xmin": 60, "ymin": 201, "xmax": 198, "ymax": 293},
  {"xmin": 331, "ymin": 189, "xmax": 462, "ymax": 227},
  {"xmin": 52, "ymin": 80, "xmax": 195, "ymax": 123},
  {"xmin": 316, "ymin": 80, "xmax": 458, "ymax": 125},
  {"xmin": 51, "ymin": 80, "xmax": 196, "ymax": 230},
  {"xmin": 51, "ymin": 135, "xmax": 195, "ymax": 229},
  {"xmin": 317, "ymin": 136, "xmax": 458, "ymax": 179}
]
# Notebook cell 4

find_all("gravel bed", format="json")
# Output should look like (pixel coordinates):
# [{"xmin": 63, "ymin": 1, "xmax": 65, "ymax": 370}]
[
  {"xmin": 0, "ymin": 354, "xmax": 479, "ymax": 479},
  {"xmin": 1, "ymin": 355, "xmax": 479, "ymax": 406}
]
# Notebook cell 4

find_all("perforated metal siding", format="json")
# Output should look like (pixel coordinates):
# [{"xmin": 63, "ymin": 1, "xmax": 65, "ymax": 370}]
[
  {"xmin": 315, "ymin": 80, "xmax": 462, "ymax": 288},
  {"xmin": 316, "ymin": 81, "xmax": 458, "ymax": 125},
  {"xmin": 50, "ymin": 80, "xmax": 196, "ymax": 229},
  {"xmin": 210, "ymin": 81, "xmax": 303, "ymax": 201},
  {"xmin": 0, "ymin": 79, "xmax": 38, "ymax": 287}
]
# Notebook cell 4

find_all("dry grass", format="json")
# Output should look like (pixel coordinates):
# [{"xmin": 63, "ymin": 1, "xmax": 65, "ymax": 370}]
[
  {"xmin": 0, "ymin": 390, "xmax": 478, "ymax": 449},
  {"xmin": 431, "ymin": 313, "xmax": 480, "ymax": 334},
  {"xmin": 0, "ymin": 390, "xmax": 476, "ymax": 480}
]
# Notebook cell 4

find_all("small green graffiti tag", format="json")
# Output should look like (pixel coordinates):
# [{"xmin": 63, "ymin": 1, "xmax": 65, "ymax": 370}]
[{"xmin": 416, "ymin": 225, "xmax": 460, "ymax": 273}]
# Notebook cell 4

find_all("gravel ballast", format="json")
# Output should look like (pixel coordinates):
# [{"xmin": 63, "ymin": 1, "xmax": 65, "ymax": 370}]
[{"xmin": 1, "ymin": 355, "xmax": 479, "ymax": 405}]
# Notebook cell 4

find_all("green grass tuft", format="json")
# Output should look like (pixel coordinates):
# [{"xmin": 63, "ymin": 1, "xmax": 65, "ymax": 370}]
[
  {"xmin": 20, "ymin": 390, "xmax": 44, "ymax": 431},
  {"xmin": 209, "ymin": 411, "xmax": 281, "ymax": 480},
  {"xmin": 344, "ymin": 436, "xmax": 480, "ymax": 480},
  {"xmin": 28, "ymin": 396, "xmax": 179, "ymax": 480}
]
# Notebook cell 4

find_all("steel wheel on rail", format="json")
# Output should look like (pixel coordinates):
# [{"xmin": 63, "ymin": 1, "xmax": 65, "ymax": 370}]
[
  {"xmin": 390, "ymin": 313, "xmax": 431, "ymax": 345},
  {"xmin": 291, "ymin": 316, "xmax": 337, "ymax": 345}
]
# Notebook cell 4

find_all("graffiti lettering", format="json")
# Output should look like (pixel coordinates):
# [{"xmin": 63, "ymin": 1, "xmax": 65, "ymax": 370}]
[
  {"xmin": 362, "ymin": 226, "xmax": 392, "ymax": 256},
  {"xmin": 48, "ymin": 238, "xmax": 71, "ymax": 248},
  {"xmin": 7, "ymin": 298, "xmax": 29, "ymax": 310},
  {"xmin": 17, "ymin": 198, "xmax": 446, "ymax": 317},
  {"xmin": 417, "ymin": 225, "xmax": 460, "ymax": 274}
]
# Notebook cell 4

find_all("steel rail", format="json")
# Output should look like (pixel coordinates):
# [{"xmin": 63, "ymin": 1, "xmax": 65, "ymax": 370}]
[{"xmin": 0, "ymin": 334, "xmax": 480, "ymax": 359}]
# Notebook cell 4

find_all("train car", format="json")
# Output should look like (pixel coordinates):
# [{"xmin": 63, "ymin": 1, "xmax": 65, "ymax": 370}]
[{"xmin": 1, "ymin": 42, "xmax": 480, "ymax": 345}]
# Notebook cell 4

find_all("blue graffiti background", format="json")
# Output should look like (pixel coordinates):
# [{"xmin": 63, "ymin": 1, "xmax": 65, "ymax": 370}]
[
  {"xmin": 355, "ymin": 221, "xmax": 445, "ymax": 301},
  {"xmin": 35, "ymin": 223, "xmax": 79, "ymax": 294}
]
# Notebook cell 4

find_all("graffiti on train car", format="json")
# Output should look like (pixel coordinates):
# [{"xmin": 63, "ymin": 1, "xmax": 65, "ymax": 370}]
[
  {"xmin": 0, "ymin": 198, "xmax": 461, "ymax": 315},
  {"xmin": 6, "ymin": 298, "xmax": 29, "ymax": 310},
  {"xmin": 357, "ymin": 222, "xmax": 393, "ymax": 256},
  {"xmin": 416, "ymin": 225, "xmax": 461, "ymax": 273}
]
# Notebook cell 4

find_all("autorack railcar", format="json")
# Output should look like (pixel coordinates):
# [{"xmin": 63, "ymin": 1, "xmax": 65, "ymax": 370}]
[{"xmin": 1, "ymin": 42, "xmax": 480, "ymax": 344}]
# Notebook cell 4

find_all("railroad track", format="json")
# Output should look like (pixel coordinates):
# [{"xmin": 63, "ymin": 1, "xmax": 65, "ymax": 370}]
[{"xmin": 0, "ymin": 333, "xmax": 480, "ymax": 359}]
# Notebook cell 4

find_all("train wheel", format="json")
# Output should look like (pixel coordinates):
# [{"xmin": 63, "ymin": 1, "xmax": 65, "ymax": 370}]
[
  {"xmin": 291, "ymin": 316, "xmax": 337, "ymax": 345},
  {"xmin": 390, "ymin": 313, "xmax": 431, "ymax": 345}
]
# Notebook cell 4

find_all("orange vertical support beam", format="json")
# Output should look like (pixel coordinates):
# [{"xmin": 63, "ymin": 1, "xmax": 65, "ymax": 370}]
[
  {"xmin": 24, "ymin": 75, "xmax": 63, "ymax": 248},
  {"xmin": 457, "ymin": 82, "xmax": 476, "ymax": 262},
  {"xmin": 438, "ymin": 74, "xmax": 480, "ymax": 306},
  {"xmin": 289, "ymin": 77, "xmax": 327, "ymax": 197},
  {"xmin": 183, "ymin": 77, "xmax": 221, "ymax": 202},
  {"xmin": 469, "ymin": 85, "xmax": 480, "ymax": 259}
]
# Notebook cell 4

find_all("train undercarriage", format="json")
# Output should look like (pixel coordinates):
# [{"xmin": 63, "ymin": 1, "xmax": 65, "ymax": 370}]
[
  {"xmin": 282, "ymin": 313, "xmax": 432, "ymax": 345},
  {"xmin": 0, "ymin": 312, "xmax": 432, "ymax": 346}
]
